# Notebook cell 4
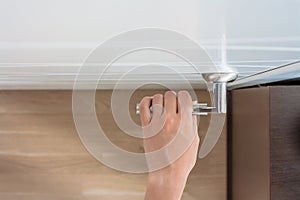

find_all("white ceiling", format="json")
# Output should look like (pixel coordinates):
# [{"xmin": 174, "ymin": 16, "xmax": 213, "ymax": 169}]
[{"xmin": 0, "ymin": 0, "xmax": 299, "ymax": 89}]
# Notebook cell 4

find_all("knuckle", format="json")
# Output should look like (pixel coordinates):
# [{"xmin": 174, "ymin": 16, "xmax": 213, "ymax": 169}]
[
  {"xmin": 140, "ymin": 97, "xmax": 147, "ymax": 106},
  {"xmin": 139, "ymin": 96, "xmax": 151, "ymax": 114},
  {"xmin": 139, "ymin": 97, "xmax": 148, "ymax": 108},
  {"xmin": 163, "ymin": 114, "xmax": 179, "ymax": 131},
  {"xmin": 166, "ymin": 117, "xmax": 175, "ymax": 126},
  {"xmin": 178, "ymin": 90, "xmax": 193, "ymax": 107},
  {"xmin": 139, "ymin": 104, "xmax": 147, "ymax": 112},
  {"xmin": 153, "ymin": 93, "xmax": 163, "ymax": 100},
  {"xmin": 164, "ymin": 90, "xmax": 176, "ymax": 98},
  {"xmin": 178, "ymin": 90, "xmax": 190, "ymax": 97}
]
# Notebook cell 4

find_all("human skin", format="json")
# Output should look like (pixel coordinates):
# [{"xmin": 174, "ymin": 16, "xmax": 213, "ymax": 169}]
[{"xmin": 139, "ymin": 90, "xmax": 200, "ymax": 200}]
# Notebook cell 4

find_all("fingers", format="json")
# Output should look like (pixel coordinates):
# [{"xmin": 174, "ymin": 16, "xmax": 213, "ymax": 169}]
[
  {"xmin": 140, "ymin": 90, "xmax": 193, "ymax": 125},
  {"xmin": 139, "ymin": 96, "xmax": 152, "ymax": 126},
  {"xmin": 177, "ymin": 90, "xmax": 193, "ymax": 115},
  {"xmin": 164, "ymin": 91, "xmax": 177, "ymax": 115},
  {"xmin": 152, "ymin": 94, "xmax": 164, "ymax": 118}
]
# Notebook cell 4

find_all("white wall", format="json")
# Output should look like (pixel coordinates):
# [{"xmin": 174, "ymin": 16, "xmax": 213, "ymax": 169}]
[{"xmin": 0, "ymin": 0, "xmax": 299, "ymax": 88}]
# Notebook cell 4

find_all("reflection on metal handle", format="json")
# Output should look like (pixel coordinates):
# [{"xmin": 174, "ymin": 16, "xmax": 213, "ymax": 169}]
[
  {"xmin": 135, "ymin": 72, "xmax": 238, "ymax": 116},
  {"xmin": 213, "ymin": 82, "xmax": 227, "ymax": 113},
  {"xmin": 202, "ymin": 72, "xmax": 238, "ymax": 114},
  {"xmin": 136, "ymin": 103, "xmax": 215, "ymax": 116}
]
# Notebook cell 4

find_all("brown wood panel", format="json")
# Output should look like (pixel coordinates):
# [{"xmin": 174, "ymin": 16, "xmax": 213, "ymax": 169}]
[
  {"xmin": 0, "ymin": 90, "xmax": 227, "ymax": 200},
  {"xmin": 230, "ymin": 86, "xmax": 300, "ymax": 200},
  {"xmin": 231, "ymin": 87, "xmax": 270, "ymax": 200},
  {"xmin": 270, "ymin": 86, "xmax": 300, "ymax": 200}
]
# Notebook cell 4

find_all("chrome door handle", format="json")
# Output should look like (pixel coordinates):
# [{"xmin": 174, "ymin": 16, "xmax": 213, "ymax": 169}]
[{"xmin": 136, "ymin": 72, "xmax": 238, "ymax": 115}]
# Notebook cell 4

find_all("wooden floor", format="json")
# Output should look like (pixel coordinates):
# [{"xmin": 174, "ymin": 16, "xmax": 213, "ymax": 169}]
[{"xmin": 0, "ymin": 90, "xmax": 227, "ymax": 200}]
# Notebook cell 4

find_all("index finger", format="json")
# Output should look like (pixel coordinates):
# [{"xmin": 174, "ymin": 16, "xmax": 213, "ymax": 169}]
[{"xmin": 139, "ymin": 96, "xmax": 152, "ymax": 126}]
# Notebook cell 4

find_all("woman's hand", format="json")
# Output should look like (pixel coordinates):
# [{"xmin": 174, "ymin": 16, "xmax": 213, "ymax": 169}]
[{"xmin": 139, "ymin": 91, "xmax": 200, "ymax": 200}]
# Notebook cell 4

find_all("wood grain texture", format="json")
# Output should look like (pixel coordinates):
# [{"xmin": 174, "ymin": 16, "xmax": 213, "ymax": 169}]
[
  {"xmin": 230, "ymin": 86, "xmax": 300, "ymax": 200},
  {"xmin": 270, "ymin": 86, "xmax": 300, "ymax": 200},
  {"xmin": 230, "ymin": 87, "xmax": 270, "ymax": 200},
  {"xmin": 0, "ymin": 90, "xmax": 226, "ymax": 200}
]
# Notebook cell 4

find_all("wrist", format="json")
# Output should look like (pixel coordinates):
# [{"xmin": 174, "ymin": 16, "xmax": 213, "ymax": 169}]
[
  {"xmin": 148, "ymin": 170, "xmax": 188, "ymax": 183},
  {"xmin": 145, "ymin": 168, "xmax": 189, "ymax": 200},
  {"xmin": 148, "ymin": 168, "xmax": 189, "ymax": 186}
]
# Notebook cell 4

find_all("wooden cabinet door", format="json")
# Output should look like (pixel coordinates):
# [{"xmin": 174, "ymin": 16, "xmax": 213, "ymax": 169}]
[{"xmin": 229, "ymin": 86, "xmax": 300, "ymax": 200}]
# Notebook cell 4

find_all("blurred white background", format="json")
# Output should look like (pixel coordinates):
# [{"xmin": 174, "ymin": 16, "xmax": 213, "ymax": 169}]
[{"xmin": 0, "ymin": 0, "xmax": 299, "ymax": 88}]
